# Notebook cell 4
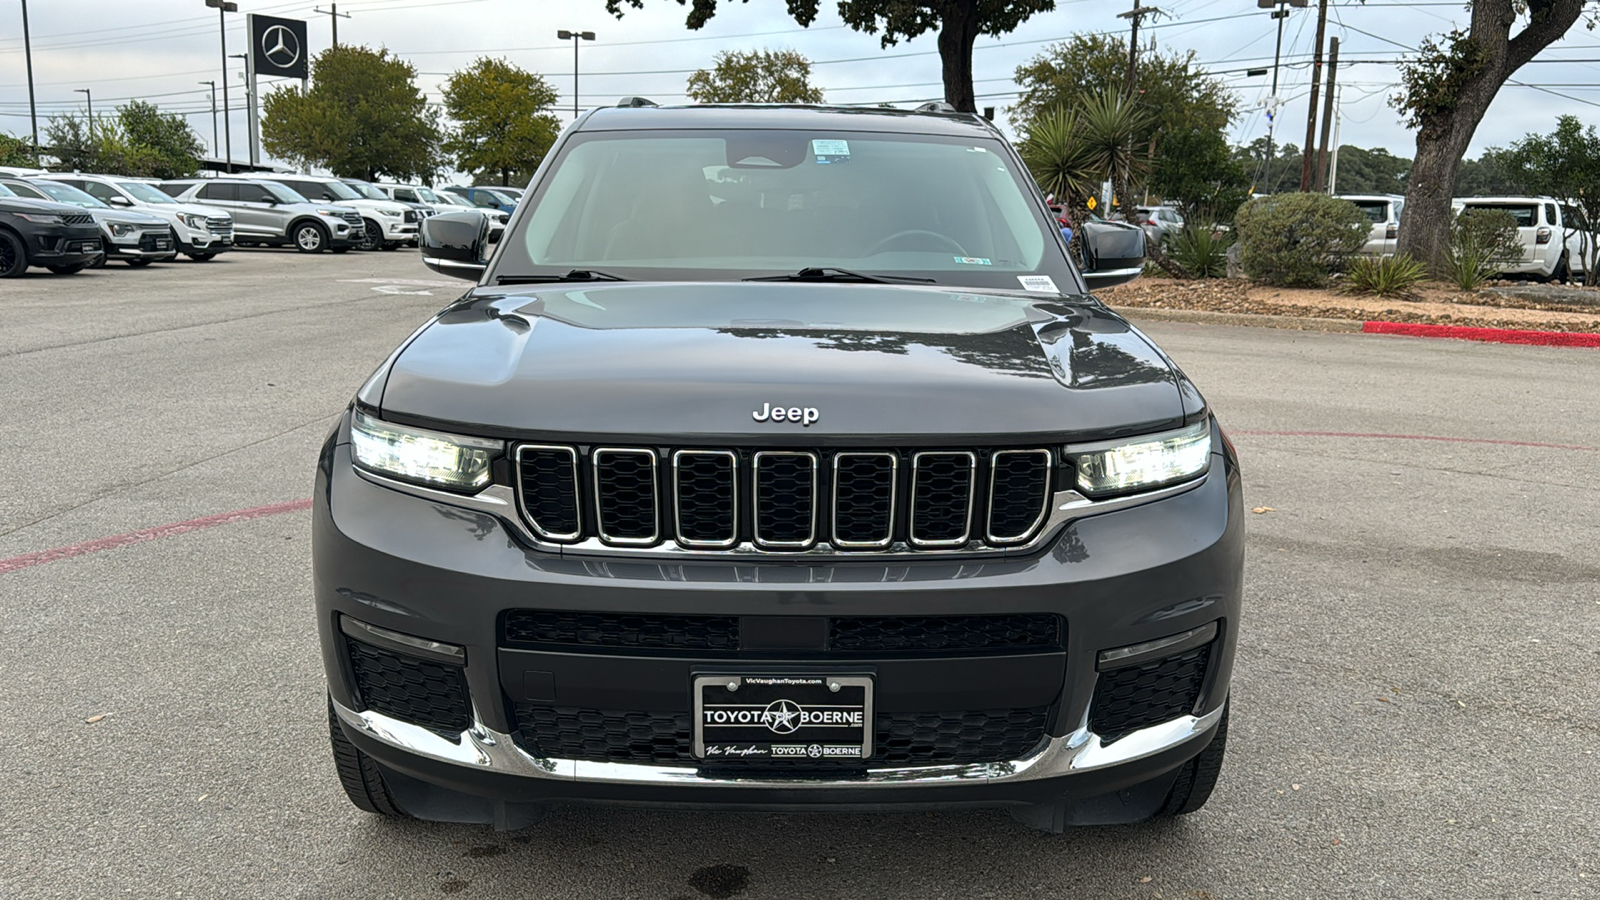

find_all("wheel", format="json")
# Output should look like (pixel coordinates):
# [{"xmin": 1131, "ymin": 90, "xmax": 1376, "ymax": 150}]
[
  {"xmin": 328, "ymin": 698, "xmax": 411, "ymax": 819},
  {"xmin": 358, "ymin": 219, "xmax": 383, "ymax": 251},
  {"xmin": 187, "ymin": 252, "xmax": 215, "ymax": 262},
  {"xmin": 294, "ymin": 222, "xmax": 328, "ymax": 253},
  {"xmin": 126, "ymin": 258, "xmax": 153, "ymax": 268},
  {"xmin": 1156, "ymin": 704, "xmax": 1228, "ymax": 817},
  {"xmin": 0, "ymin": 229, "xmax": 26, "ymax": 278},
  {"xmin": 864, "ymin": 229, "xmax": 967, "ymax": 257},
  {"xmin": 47, "ymin": 263, "xmax": 88, "ymax": 275}
]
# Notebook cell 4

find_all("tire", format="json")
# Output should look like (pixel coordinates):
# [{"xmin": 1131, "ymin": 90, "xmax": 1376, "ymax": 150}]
[
  {"xmin": 47, "ymin": 263, "xmax": 88, "ymax": 275},
  {"xmin": 188, "ymin": 252, "xmax": 215, "ymax": 261},
  {"xmin": 126, "ymin": 258, "xmax": 153, "ymax": 268},
  {"xmin": 293, "ymin": 221, "xmax": 328, "ymax": 253},
  {"xmin": 0, "ymin": 229, "xmax": 26, "ymax": 278},
  {"xmin": 1156, "ymin": 704, "xmax": 1229, "ymax": 817},
  {"xmin": 358, "ymin": 219, "xmax": 383, "ymax": 251},
  {"xmin": 89, "ymin": 253, "xmax": 107, "ymax": 269},
  {"xmin": 328, "ymin": 698, "xmax": 411, "ymax": 819},
  {"xmin": 1543, "ymin": 254, "xmax": 1569, "ymax": 284}
]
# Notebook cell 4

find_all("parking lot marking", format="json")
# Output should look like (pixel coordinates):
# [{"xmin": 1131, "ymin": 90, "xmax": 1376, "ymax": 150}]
[
  {"xmin": 1235, "ymin": 430, "xmax": 1597, "ymax": 453},
  {"xmin": 0, "ymin": 499, "xmax": 312, "ymax": 576}
]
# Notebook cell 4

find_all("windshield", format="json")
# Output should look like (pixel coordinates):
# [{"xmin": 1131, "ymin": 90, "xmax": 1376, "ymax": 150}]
[
  {"xmin": 415, "ymin": 187, "xmax": 444, "ymax": 203},
  {"xmin": 346, "ymin": 182, "xmax": 386, "ymax": 200},
  {"xmin": 0, "ymin": 183, "xmax": 15, "ymax": 198},
  {"xmin": 118, "ymin": 182, "xmax": 177, "ymax": 204},
  {"xmin": 1465, "ymin": 203, "xmax": 1537, "ymax": 227},
  {"xmin": 32, "ymin": 180, "xmax": 106, "ymax": 208},
  {"xmin": 314, "ymin": 180, "xmax": 362, "ymax": 201},
  {"xmin": 1352, "ymin": 201, "xmax": 1387, "ymax": 224},
  {"xmin": 499, "ymin": 130, "xmax": 1067, "ymax": 290},
  {"xmin": 266, "ymin": 183, "xmax": 311, "ymax": 204}
]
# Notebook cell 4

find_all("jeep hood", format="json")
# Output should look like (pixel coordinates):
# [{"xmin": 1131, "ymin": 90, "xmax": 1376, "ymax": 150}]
[{"xmin": 375, "ymin": 283, "xmax": 1198, "ymax": 441}]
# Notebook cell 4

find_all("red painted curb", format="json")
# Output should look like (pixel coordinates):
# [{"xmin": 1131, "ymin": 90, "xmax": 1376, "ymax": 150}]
[
  {"xmin": 0, "ymin": 498, "xmax": 313, "ymax": 576},
  {"xmin": 1362, "ymin": 320, "xmax": 1600, "ymax": 347}
]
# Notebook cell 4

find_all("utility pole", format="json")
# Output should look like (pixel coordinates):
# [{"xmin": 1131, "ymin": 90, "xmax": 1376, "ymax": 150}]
[
  {"xmin": 1299, "ymin": 0, "xmax": 1330, "ymax": 191},
  {"xmin": 557, "ymin": 30, "xmax": 596, "ymax": 118},
  {"xmin": 1327, "ymin": 85, "xmax": 1343, "ymax": 195},
  {"xmin": 314, "ymin": 4, "xmax": 350, "ymax": 46},
  {"xmin": 1117, "ymin": 0, "xmax": 1165, "ymax": 97},
  {"xmin": 1314, "ymin": 37, "xmax": 1339, "ymax": 193},
  {"xmin": 20, "ymin": 0, "xmax": 40, "ymax": 163},
  {"xmin": 199, "ymin": 81, "xmax": 218, "ymax": 157}
]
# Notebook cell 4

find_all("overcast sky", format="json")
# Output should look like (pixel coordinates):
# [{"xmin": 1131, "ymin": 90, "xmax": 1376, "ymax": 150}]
[{"xmin": 5, "ymin": 0, "xmax": 1600, "ymax": 175}]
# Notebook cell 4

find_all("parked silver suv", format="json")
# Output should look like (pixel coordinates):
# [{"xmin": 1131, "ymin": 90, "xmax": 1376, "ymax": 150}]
[
  {"xmin": 161, "ymin": 179, "xmax": 363, "ymax": 253},
  {"xmin": 242, "ymin": 174, "xmax": 416, "ymax": 251}
]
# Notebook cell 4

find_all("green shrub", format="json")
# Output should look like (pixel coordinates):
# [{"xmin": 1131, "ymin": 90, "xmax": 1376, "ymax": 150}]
[
  {"xmin": 1342, "ymin": 253, "xmax": 1428, "ymax": 299},
  {"xmin": 1169, "ymin": 227, "xmax": 1232, "ymax": 279},
  {"xmin": 1441, "ymin": 208, "xmax": 1522, "ymax": 291},
  {"xmin": 1234, "ymin": 193, "xmax": 1370, "ymax": 287}
]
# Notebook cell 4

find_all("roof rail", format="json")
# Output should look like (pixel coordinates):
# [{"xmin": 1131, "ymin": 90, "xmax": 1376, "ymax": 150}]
[
  {"xmin": 914, "ymin": 101, "xmax": 959, "ymax": 114},
  {"xmin": 616, "ymin": 96, "xmax": 658, "ymax": 108}
]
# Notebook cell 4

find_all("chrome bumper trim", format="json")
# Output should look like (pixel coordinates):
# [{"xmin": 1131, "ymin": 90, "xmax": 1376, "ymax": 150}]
[{"xmin": 331, "ymin": 699, "xmax": 1224, "ymax": 789}]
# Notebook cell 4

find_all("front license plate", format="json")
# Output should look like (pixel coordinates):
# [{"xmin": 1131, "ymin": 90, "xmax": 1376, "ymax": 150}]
[{"xmin": 694, "ymin": 674, "xmax": 873, "ymax": 762}]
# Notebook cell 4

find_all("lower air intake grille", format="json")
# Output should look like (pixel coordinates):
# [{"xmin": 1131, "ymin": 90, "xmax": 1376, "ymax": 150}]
[
  {"xmin": 502, "ymin": 610, "xmax": 740, "ymax": 651},
  {"xmin": 346, "ymin": 638, "xmax": 471, "ymax": 738},
  {"xmin": 509, "ymin": 704, "xmax": 1049, "ymax": 766},
  {"xmin": 1090, "ymin": 642, "xmax": 1212, "ymax": 744},
  {"xmin": 829, "ymin": 614, "xmax": 1061, "ymax": 654}
]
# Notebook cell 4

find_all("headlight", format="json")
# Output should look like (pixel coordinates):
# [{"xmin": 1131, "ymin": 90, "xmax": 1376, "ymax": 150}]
[
  {"xmin": 15, "ymin": 212, "xmax": 63, "ymax": 224},
  {"xmin": 317, "ymin": 209, "xmax": 340, "ymax": 217},
  {"xmin": 110, "ymin": 223, "xmax": 138, "ymax": 237},
  {"xmin": 1067, "ymin": 421, "xmax": 1211, "ymax": 497},
  {"xmin": 350, "ymin": 410, "xmax": 501, "ymax": 492},
  {"xmin": 181, "ymin": 213, "xmax": 207, "ymax": 229}
]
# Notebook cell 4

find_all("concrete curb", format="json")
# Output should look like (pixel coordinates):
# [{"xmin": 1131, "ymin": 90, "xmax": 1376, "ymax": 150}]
[{"xmin": 1119, "ymin": 307, "xmax": 1364, "ymax": 333}]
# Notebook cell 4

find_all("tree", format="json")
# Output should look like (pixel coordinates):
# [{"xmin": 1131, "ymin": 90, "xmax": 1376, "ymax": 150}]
[
  {"xmin": 1146, "ymin": 127, "xmax": 1250, "ymax": 225},
  {"xmin": 604, "ymin": 0, "xmax": 1057, "ymax": 112},
  {"xmin": 686, "ymin": 49, "xmax": 824, "ymax": 103},
  {"xmin": 442, "ymin": 57, "xmax": 562, "ymax": 186},
  {"xmin": 1012, "ymin": 34, "xmax": 1236, "ymax": 140},
  {"xmin": 1232, "ymin": 138, "xmax": 1304, "ymax": 195},
  {"xmin": 116, "ymin": 100, "xmax": 204, "ymax": 179},
  {"xmin": 1392, "ymin": 1, "xmax": 1587, "ymax": 270},
  {"xmin": 262, "ymin": 45, "xmax": 444, "ymax": 181},
  {"xmin": 1326, "ymin": 145, "xmax": 1411, "ymax": 195},
  {"xmin": 1, "ymin": 132, "xmax": 36, "ymax": 167},
  {"xmin": 1453, "ymin": 149, "xmax": 1522, "ymax": 196},
  {"xmin": 1499, "ymin": 115, "xmax": 1600, "ymax": 282}
]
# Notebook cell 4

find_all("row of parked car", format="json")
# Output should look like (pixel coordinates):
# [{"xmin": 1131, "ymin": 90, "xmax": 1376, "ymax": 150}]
[
  {"xmin": 0, "ymin": 167, "xmax": 523, "ymax": 278},
  {"xmin": 1343, "ymin": 193, "xmax": 1595, "ymax": 282}
]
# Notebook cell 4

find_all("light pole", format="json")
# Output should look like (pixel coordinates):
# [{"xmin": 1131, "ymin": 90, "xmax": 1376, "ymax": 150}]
[
  {"xmin": 206, "ymin": 0, "xmax": 239, "ymax": 173},
  {"xmin": 74, "ymin": 88, "xmax": 92, "ymax": 133},
  {"xmin": 20, "ymin": 0, "xmax": 40, "ymax": 163},
  {"xmin": 230, "ymin": 54, "xmax": 255, "ymax": 166},
  {"xmin": 557, "ymin": 29, "xmax": 595, "ymax": 118},
  {"xmin": 199, "ymin": 81, "xmax": 218, "ymax": 156}
]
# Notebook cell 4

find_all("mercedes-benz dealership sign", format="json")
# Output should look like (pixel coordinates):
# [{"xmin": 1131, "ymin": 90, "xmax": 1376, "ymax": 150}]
[{"xmin": 249, "ymin": 14, "xmax": 308, "ymax": 79}]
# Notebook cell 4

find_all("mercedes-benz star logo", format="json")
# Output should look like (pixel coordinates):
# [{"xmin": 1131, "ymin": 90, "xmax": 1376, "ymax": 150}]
[
  {"xmin": 759, "ymin": 699, "xmax": 802, "ymax": 735},
  {"xmin": 262, "ymin": 24, "xmax": 301, "ymax": 69}
]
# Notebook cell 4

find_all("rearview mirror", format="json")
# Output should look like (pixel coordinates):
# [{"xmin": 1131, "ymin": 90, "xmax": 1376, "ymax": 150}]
[
  {"xmin": 420, "ymin": 211, "xmax": 491, "ymax": 281},
  {"xmin": 1079, "ymin": 221, "xmax": 1146, "ymax": 290}
]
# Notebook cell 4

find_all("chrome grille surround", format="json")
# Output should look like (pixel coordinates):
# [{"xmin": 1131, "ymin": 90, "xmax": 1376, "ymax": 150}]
[
  {"xmin": 591, "ymin": 448, "xmax": 659, "ymax": 546},
  {"xmin": 514, "ymin": 444, "xmax": 582, "ymax": 542},
  {"xmin": 986, "ymin": 450, "xmax": 1054, "ymax": 544},
  {"xmin": 831, "ymin": 452, "xmax": 898, "ymax": 549},
  {"xmin": 908, "ymin": 451, "xmax": 976, "ymax": 548},
  {"xmin": 751, "ymin": 450, "xmax": 819, "ymax": 549},
  {"xmin": 671, "ymin": 450, "xmax": 739, "ymax": 550}
]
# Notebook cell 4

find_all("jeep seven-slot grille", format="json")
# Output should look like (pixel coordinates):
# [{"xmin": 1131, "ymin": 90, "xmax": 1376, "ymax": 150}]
[
  {"xmin": 514, "ymin": 445, "xmax": 1055, "ymax": 554},
  {"xmin": 501, "ymin": 611, "xmax": 1063, "ymax": 655}
]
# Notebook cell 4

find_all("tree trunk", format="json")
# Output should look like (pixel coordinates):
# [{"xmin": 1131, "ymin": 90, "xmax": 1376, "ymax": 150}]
[
  {"xmin": 937, "ymin": 7, "xmax": 979, "ymax": 112},
  {"xmin": 1397, "ymin": 0, "xmax": 1584, "ymax": 271}
]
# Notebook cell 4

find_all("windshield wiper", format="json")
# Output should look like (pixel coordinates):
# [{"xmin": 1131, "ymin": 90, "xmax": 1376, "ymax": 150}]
[
  {"xmin": 495, "ymin": 269, "xmax": 628, "ymax": 285},
  {"xmin": 743, "ymin": 267, "xmax": 936, "ymax": 285}
]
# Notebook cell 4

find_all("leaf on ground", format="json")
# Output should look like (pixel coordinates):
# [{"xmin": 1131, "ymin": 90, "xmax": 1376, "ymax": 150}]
[
  {"xmin": 1139, "ymin": 876, "xmax": 1153, "ymax": 883},
  {"xmin": 1251, "ymin": 506, "xmax": 1276, "ymax": 514},
  {"xmin": 84, "ymin": 714, "xmax": 106, "ymax": 724}
]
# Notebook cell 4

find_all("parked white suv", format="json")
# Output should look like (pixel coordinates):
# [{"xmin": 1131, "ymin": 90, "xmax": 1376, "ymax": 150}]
[
  {"xmin": 39, "ymin": 173, "xmax": 234, "ymax": 261},
  {"xmin": 1453, "ymin": 196, "xmax": 1593, "ymax": 282},
  {"xmin": 242, "ymin": 174, "xmax": 416, "ymax": 251},
  {"xmin": 1339, "ymin": 194, "xmax": 1405, "ymax": 258}
]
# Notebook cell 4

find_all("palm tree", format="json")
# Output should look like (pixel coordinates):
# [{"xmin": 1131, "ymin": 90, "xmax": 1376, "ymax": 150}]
[
  {"xmin": 1020, "ymin": 108, "xmax": 1095, "ymax": 208},
  {"xmin": 1075, "ymin": 88, "xmax": 1190, "ymax": 279}
]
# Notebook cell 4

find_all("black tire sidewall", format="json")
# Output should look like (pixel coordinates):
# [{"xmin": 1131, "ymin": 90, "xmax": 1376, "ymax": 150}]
[{"xmin": 0, "ymin": 229, "xmax": 25, "ymax": 278}]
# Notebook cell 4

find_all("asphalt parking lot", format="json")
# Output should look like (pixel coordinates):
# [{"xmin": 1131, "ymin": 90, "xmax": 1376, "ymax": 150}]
[{"xmin": 1, "ymin": 249, "xmax": 1596, "ymax": 899}]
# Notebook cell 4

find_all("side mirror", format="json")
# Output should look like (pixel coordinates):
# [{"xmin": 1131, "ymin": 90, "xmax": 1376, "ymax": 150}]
[
  {"xmin": 420, "ymin": 211, "xmax": 491, "ymax": 281},
  {"xmin": 263, "ymin": 195, "xmax": 278, "ymax": 206},
  {"xmin": 1080, "ymin": 221, "xmax": 1146, "ymax": 290},
  {"xmin": 107, "ymin": 195, "xmax": 132, "ymax": 208}
]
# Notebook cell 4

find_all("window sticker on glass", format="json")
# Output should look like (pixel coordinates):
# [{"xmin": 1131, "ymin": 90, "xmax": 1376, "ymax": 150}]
[
  {"xmin": 812, "ymin": 139, "xmax": 851, "ymax": 164},
  {"xmin": 1017, "ymin": 275, "xmax": 1059, "ymax": 292},
  {"xmin": 953, "ymin": 256, "xmax": 993, "ymax": 266}
]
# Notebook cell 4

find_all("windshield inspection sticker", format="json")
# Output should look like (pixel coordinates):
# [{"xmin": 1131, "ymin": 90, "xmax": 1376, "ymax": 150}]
[
  {"xmin": 953, "ymin": 256, "xmax": 993, "ymax": 266},
  {"xmin": 1018, "ymin": 275, "xmax": 1060, "ymax": 293},
  {"xmin": 812, "ymin": 139, "xmax": 851, "ymax": 164}
]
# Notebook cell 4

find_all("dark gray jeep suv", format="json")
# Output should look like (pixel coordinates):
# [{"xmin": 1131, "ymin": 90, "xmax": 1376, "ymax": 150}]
[{"xmin": 316, "ymin": 103, "xmax": 1243, "ymax": 832}]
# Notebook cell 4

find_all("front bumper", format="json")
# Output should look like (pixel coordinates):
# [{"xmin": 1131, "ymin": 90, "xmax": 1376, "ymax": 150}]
[
  {"xmin": 380, "ymin": 218, "xmax": 420, "ymax": 241},
  {"xmin": 314, "ymin": 422, "xmax": 1244, "ymax": 823},
  {"xmin": 104, "ymin": 229, "xmax": 178, "ymax": 261},
  {"xmin": 27, "ymin": 224, "xmax": 103, "ymax": 265}
]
